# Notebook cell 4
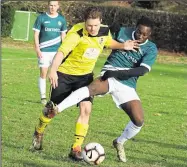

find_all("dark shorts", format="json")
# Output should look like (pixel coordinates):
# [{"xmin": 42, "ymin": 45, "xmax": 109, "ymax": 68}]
[{"xmin": 50, "ymin": 72, "xmax": 94, "ymax": 105}]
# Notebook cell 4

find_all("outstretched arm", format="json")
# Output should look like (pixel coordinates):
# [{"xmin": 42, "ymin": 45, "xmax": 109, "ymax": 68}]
[
  {"xmin": 109, "ymin": 39, "xmax": 140, "ymax": 52},
  {"xmin": 101, "ymin": 66, "xmax": 149, "ymax": 81}
]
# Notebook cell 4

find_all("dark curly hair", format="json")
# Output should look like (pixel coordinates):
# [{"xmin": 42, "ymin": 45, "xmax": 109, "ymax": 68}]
[{"xmin": 136, "ymin": 16, "xmax": 154, "ymax": 29}]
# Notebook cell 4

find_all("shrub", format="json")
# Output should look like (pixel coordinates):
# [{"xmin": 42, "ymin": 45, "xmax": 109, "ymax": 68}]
[
  {"xmin": 1, "ymin": 4, "xmax": 15, "ymax": 37},
  {"xmin": 2, "ymin": 1, "xmax": 187, "ymax": 53},
  {"xmin": 60, "ymin": 2, "xmax": 187, "ymax": 53}
]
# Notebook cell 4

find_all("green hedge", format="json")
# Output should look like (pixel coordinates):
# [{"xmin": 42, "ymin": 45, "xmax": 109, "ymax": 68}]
[
  {"xmin": 1, "ymin": 4, "xmax": 15, "ymax": 37},
  {"xmin": 61, "ymin": 2, "xmax": 187, "ymax": 53},
  {"xmin": 101, "ymin": 6, "xmax": 187, "ymax": 53},
  {"xmin": 1, "ymin": 1, "xmax": 187, "ymax": 53}
]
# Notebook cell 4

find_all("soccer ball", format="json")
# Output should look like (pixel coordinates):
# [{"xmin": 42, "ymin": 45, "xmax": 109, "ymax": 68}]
[{"xmin": 82, "ymin": 142, "xmax": 105, "ymax": 165}]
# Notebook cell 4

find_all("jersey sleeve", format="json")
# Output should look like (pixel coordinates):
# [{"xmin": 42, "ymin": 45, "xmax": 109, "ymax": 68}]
[
  {"xmin": 58, "ymin": 28, "xmax": 81, "ymax": 57},
  {"xmin": 104, "ymin": 30, "xmax": 113, "ymax": 48},
  {"xmin": 140, "ymin": 44, "xmax": 158, "ymax": 71},
  {"xmin": 60, "ymin": 17, "xmax": 67, "ymax": 33},
  {"xmin": 33, "ymin": 15, "xmax": 42, "ymax": 32}
]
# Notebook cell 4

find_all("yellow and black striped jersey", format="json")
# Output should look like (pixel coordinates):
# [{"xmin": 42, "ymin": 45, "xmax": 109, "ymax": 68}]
[{"xmin": 58, "ymin": 22, "xmax": 112, "ymax": 75}]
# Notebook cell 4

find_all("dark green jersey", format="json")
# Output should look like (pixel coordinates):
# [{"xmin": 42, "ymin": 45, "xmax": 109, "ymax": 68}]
[
  {"xmin": 33, "ymin": 13, "xmax": 67, "ymax": 52},
  {"xmin": 102, "ymin": 27, "xmax": 158, "ymax": 89}
]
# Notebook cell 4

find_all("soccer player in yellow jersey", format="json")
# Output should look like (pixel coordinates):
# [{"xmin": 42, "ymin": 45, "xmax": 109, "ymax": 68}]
[{"xmin": 30, "ymin": 6, "xmax": 139, "ymax": 160}]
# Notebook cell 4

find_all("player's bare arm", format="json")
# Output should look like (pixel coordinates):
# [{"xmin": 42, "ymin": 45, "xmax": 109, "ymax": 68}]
[
  {"xmin": 109, "ymin": 39, "xmax": 140, "ymax": 52},
  {"xmin": 61, "ymin": 32, "xmax": 66, "ymax": 41},
  {"xmin": 34, "ymin": 31, "xmax": 42, "ymax": 58},
  {"xmin": 48, "ymin": 51, "xmax": 64, "ymax": 88}
]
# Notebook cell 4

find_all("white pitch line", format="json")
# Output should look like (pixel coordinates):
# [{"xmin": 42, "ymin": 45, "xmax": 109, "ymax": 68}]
[{"xmin": 2, "ymin": 58, "xmax": 37, "ymax": 61}]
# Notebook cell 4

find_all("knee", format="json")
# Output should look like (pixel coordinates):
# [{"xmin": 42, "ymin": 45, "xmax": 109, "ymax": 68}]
[
  {"xmin": 40, "ymin": 73, "xmax": 47, "ymax": 79},
  {"xmin": 40, "ymin": 70, "xmax": 48, "ymax": 78},
  {"xmin": 132, "ymin": 117, "xmax": 144, "ymax": 127},
  {"xmin": 79, "ymin": 102, "xmax": 92, "ymax": 117},
  {"xmin": 88, "ymin": 86, "xmax": 97, "ymax": 96}
]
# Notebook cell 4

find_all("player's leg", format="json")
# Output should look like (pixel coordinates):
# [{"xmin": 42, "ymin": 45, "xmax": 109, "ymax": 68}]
[
  {"xmin": 113, "ymin": 100, "xmax": 144, "ymax": 162},
  {"xmin": 88, "ymin": 77, "xmax": 109, "ymax": 96},
  {"xmin": 69, "ymin": 101, "xmax": 92, "ymax": 160},
  {"xmin": 38, "ymin": 52, "xmax": 53, "ymax": 105},
  {"xmin": 118, "ymin": 100, "xmax": 144, "ymax": 143},
  {"xmin": 68, "ymin": 78, "xmax": 109, "ymax": 160},
  {"xmin": 39, "ymin": 67, "xmax": 48, "ymax": 105},
  {"xmin": 30, "ymin": 100, "xmax": 59, "ymax": 151},
  {"xmin": 57, "ymin": 77, "xmax": 109, "ymax": 112},
  {"xmin": 38, "ymin": 52, "xmax": 56, "ymax": 105},
  {"xmin": 30, "ymin": 72, "xmax": 72, "ymax": 151},
  {"xmin": 67, "ymin": 73, "xmax": 93, "ymax": 160},
  {"xmin": 107, "ymin": 78, "xmax": 143, "ymax": 162}
]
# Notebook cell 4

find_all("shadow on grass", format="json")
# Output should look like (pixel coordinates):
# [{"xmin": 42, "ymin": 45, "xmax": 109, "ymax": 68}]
[
  {"xmin": 129, "ymin": 155, "xmax": 187, "ymax": 167},
  {"xmin": 145, "ymin": 93, "xmax": 187, "ymax": 101},
  {"xmin": 132, "ymin": 138, "xmax": 186, "ymax": 151},
  {"xmin": 2, "ymin": 96, "xmax": 41, "ymax": 104},
  {"xmin": 3, "ymin": 152, "xmax": 89, "ymax": 167}
]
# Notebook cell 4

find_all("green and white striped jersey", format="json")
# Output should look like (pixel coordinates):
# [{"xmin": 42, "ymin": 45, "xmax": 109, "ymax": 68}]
[
  {"xmin": 102, "ymin": 27, "xmax": 158, "ymax": 89},
  {"xmin": 33, "ymin": 12, "xmax": 67, "ymax": 52}
]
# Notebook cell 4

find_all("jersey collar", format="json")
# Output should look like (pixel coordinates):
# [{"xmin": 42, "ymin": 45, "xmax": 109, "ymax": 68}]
[
  {"xmin": 46, "ymin": 12, "xmax": 59, "ymax": 18},
  {"xmin": 132, "ymin": 31, "xmax": 148, "ymax": 46}
]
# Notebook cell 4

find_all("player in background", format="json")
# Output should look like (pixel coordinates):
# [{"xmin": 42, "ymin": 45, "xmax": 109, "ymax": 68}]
[
  {"xmin": 30, "ymin": 6, "xmax": 140, "ymax": 161},
  {"xmin": 47, "ymin": 16, "xmax": 158, "ymax": 162},
  {"xmin": 33, "ymin": 1, "xmax": 67, "ymax": 105}
]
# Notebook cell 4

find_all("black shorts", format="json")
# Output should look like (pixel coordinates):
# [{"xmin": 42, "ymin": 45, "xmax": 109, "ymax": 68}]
[{"xmin": 50, "ymin": 72, "xmax": 94, "ymax": 105}]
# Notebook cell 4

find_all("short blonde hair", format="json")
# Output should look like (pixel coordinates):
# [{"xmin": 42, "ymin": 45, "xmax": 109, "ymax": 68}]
[{"xmin": 48, "ymin": 1, "xmax": 59, "ymax": 5}]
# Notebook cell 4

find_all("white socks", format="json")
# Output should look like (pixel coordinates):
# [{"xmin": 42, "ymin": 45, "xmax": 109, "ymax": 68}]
[
  {"xmin": 57, "ymin": 86, "xmax": 90, "ymax": 112},
  {"xmin": 38, "ymin": 77, "xmax": 46, "ymax": 99},
  {"xmin": 117, "ymin": 121, "xmax": 142, "ymax": 144}
]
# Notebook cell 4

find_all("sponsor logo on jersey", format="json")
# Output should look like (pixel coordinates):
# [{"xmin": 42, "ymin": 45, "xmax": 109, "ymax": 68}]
[
  {"xmin": 58, "ymin": 21, "xmax": 62, "ymax": 26},
  {"xmin": 118, "ymin": 50, "xmax": 138, "ymax": 63},
  {"xmin": 45, "ymin": 27, "xmax": 60, "ymax": 32},
  {"xmin": 44, "ymin": 21, "xmax": 50, "ymax": 24}
]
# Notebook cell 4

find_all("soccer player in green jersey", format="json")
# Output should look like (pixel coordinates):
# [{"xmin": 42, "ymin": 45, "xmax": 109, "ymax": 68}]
[
  {"xmin": 33, "ymin": 1, "xmax": 67, "ymax": 105},
  {"xmin": 48, "ymin": 16, "xmax": 158, "ymax": 162},
  {"xmin": 30, "ymin": 6, "xmax": 139, "ymax": 161}
]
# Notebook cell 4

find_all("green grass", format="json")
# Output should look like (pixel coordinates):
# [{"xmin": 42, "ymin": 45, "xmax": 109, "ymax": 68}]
[{"xmin": 2, "ymin": 47, "xmax": 187, "ymax": 167}]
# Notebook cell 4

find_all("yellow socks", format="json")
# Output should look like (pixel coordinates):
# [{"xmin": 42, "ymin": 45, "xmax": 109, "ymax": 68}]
[
  {"xmin": 35, "ymin": 114, "xmax": 89, "ymax": 149},
  {"xmin": 72, "ymin": 123, "xmax": 89, "ymax": 148},
  {"xmin": 35, "ymin": 112, "xmax": 52, "ymax": 134}
]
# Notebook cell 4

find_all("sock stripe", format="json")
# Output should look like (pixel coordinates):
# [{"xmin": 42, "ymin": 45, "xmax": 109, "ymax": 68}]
[{"xmin": 74, "ymin": 134, "xmax": 85, "ymax": 138}]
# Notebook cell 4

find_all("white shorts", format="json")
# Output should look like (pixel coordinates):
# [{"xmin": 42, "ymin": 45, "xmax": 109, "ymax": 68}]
[
  {"xmin": 38, "ymin": 52, "xmax": 56, "ymax": 68},
  {"xmin": 107, "ymin": 77, "xmax": 140, "ymax": 108}
]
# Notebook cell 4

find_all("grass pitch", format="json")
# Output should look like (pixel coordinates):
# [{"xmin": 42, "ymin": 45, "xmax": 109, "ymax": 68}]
[{"xmin": 2, "ymin": 47, "xmax": 187, "ymax": 167}]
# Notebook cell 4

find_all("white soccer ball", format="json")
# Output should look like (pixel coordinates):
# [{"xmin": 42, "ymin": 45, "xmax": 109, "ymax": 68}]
[{"xmin": 82, "ymin": 142, "xmax": 105, "ymax": 165}]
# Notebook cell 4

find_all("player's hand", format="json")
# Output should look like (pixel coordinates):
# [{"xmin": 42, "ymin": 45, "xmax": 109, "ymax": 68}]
[
  {"xmin": 123, "ymin": 40, "xmax": 140, "ymax": 52},
  {"xmin": 36, "ymin": 49, "xmax": 42, "ymax": 58},
  {"xmin": 48, "ymin": 69, "xmax": 58, "ymax": 89},
  {"xmin": 101, "ymin": 70, "xmax": 117, "ymax": 81}
]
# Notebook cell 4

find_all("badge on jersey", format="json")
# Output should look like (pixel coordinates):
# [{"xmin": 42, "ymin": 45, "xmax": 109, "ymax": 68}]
[
  {"xmin": 58, "ymin": 21, "xmax": 62, "ymax": 26},
  {"xmin": 98, "ymin": 37, "xmax": 104, "ymax": 44},
  {"xmin": 83, "ymin": 48, "xmax": 100, "ymax": 59}
]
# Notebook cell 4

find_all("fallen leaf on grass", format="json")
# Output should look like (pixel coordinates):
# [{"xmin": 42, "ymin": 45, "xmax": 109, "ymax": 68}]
[{"xmin": 154, "ymin": 113, "xmax": 162, "ymax": 116}]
